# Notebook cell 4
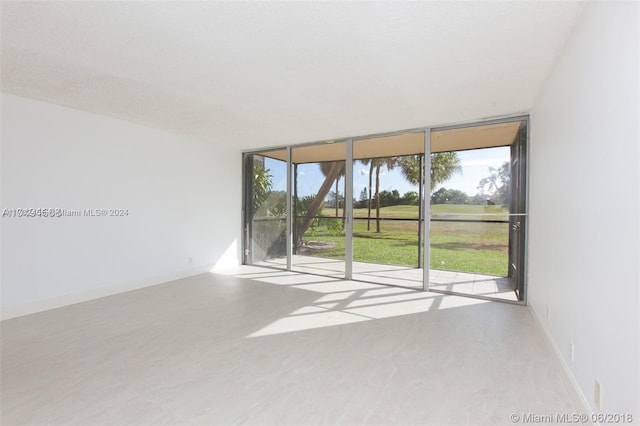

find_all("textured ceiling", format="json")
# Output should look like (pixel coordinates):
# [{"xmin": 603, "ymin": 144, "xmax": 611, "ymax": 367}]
[{"xmin": 0, "ymin": 1, "xmax": 583, "ymax": 149}]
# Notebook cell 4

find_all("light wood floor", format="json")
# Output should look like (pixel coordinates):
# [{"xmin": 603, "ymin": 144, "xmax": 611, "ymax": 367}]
[
  {"xmin": 1, "ymin": 266, "xmax": 581, "ymax": 425},
  {"xmin": 259, "ymin": 255, "xmax": 518, "ymax": 301}
]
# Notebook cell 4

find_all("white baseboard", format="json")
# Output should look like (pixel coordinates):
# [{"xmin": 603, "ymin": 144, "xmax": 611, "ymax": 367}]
[
  {"xmin": 0, "ymin": 264, "xmax": 215, "ymax": 321},
  {"xmin": 528, "ymin": 304, "xmax": 595, "ymax": 418}
]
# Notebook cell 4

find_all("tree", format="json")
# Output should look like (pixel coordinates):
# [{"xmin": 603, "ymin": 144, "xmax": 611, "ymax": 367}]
[
  {"xmin": 468, "ymin": 193, "xmax": 489, "ymax": 205},
  {"xmin": 356, "ymin": 159, "xmax": 375, "ymax": 230},
  {"xmin": 363, "ymin": 153, "xmax": 461, "ymax": 232},
  {"xmin": 398, "ymin": 152, "xmax": 462, "ymax": 189},
  {"xmin": 327, "ymin": 191, "xmax": 345, "ymax": 209},
  {"xmin": 359, "ymin": 188, "xmax": 368, "ymax": 204},
  {"xmin": 431, "ymin": 187, "xmax": 469, "ymax": 205},
  {"xmin": 253, "ymin": 165, "xmax": 273, "ymax": 216},
  {"xmin": 295, "ymin": 194, "xmax": 318, "ymax": 216},
  {"xmin": 379, "ymin": 190, "xmax": 401, "ymax": 207},
  {"xmin": 294, "ymin": 152, "xmax": 462, "ymax": 240},
  {"xmin": 401, "ymin": 191, "xmax": 419, "ymax": 206},
  {"xmin": 357, "ymin": 158, "xmax": 397, "ymax": 231},
  {"xmin": 430, "ymin": 152, "xmax": 462, "ymax": 189},
  {"xmin": 268, "ymin": 191, "xmax": 287, "ymax": 216},
  {"xmin": 320, "ymin": 161, "xmax": 345, "ymax": 217},
  {"xmin": 374, "ymin": 157, "xmax": 398, "ymax": 232},
  {"xmin": 295, "ymin": 161, "xmax": 343, "ymax": 244},
  {"xmin": 397, "ymin": 155, "xmax": 421, "ymax": 186},
  {"xmin": 477, "ymin": 161, "xmax": 510, "ymax": 207}
]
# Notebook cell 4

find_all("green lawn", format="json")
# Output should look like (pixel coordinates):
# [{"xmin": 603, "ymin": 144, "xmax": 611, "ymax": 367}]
[
  {"xmin": 324, "ymin": 203, "xmax": 507, "ymax": 219},
  {"xmin": 303, "ymin": 204, "xmax": 509, "ymax": 276}
]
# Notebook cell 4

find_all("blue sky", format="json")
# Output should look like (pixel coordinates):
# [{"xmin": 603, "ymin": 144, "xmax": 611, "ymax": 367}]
[{"xmin": 264, "ymin": 146, "xmax": 509, "ymax": 199}]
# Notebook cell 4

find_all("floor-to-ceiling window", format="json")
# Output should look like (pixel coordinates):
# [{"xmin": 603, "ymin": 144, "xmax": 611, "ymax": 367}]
[
  {"xmin": 243, "ymin": 150, "xmax": 288, "ymax": 269},
  {"xmin": 290, "ymin": 142, "xmax": 347, "ymax": 278},
  {"xmin": 242, "ymin": 117, "xmax": 527, "ymax": 303},
  {"xmin": 350, "ymin": 132, "xmax": 425, "ymax": 289},
  {"xmin": 428, "ymin": 120, "xmax": 527, "ymax": 302}
]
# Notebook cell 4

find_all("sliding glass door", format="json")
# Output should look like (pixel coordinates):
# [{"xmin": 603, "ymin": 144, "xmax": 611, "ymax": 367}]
[
  {"xmin": 242, "ymin": 118, "xmax": 527, "ymax": 303},
  {"xmin": 243, "ymin": 150, "xmax": 288, "ymax": 269},
  {"xmin": 351, "ymin": 133, "xmax": 425, "ymax": 289},
  {"xmin": 291, "ymin": 142, "xmax": 347, "ymax": 278},
  {"xmin": 509, "ymin": 122, "xmax": 527, "ymax": 301},
  {"xmin": 428, "ymin": 120, "xmax": 527, "ymax": 302}
]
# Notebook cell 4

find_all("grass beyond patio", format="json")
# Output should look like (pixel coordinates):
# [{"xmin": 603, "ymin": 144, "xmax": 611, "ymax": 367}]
[{"xmin": 299, "ymin": 204, "xmax": 509, "ymax": 276}]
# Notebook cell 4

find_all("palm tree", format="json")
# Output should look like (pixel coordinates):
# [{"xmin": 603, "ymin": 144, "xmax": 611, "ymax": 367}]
[
  {"xmin": 360, "ymin": 156, "xmax": 402, "ymax": 232},
  {"xmin": 319, "ymin": 161, "xmax": 345, "ymax": 217},
  {"xmin": 373, "ymin": 157, "xmax": 398, "ymax": 233},
  {"xmin": 356, "ymin": 159, "xmax": 374, "ymax": 230},
  {"xmin": 429, "ymin": 152, "xmax": 462, "ymax": 188},
  {"xmin": 295, "ymin": 153, "xmax": 460, "ymax": 242},
  {"xmin": 398, "ymin": 152, "xmax": 462, "ymax": 188}
]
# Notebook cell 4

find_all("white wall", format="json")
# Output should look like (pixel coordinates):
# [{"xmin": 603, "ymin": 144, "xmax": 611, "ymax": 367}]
[
  {"xmin": 1, "ymin": 94, "xmax": 241, "ymax": 319},
  {"xmin": 529, "ymin": 1, "xmax": 639, "ymax": 417}
]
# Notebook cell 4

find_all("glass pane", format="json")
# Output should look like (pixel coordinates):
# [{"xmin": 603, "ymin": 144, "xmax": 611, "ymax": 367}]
[
  {"xmin": 292, "ymin": 143, "xmax": 346, "ymax": 277},
  {"xmin": 351, "ymin": 134, "xmax": 424, "ymax": 289},
  {"xmin": 429, "ymin": 144, "xmax": 516, "ymax": 301},
  {"xmin": 246, "ymin": 152, "xmax": 287, "ymax": 269}
]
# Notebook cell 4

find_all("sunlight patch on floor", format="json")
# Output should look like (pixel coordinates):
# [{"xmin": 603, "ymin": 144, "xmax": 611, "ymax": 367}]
[{"xmin": 235, "ymin": 268, "xmax": 490, "ymax": 338}]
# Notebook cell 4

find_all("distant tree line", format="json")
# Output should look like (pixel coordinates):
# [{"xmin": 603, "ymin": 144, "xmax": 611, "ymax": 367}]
[
  {"xmin": 430, "ymin": 188, "xmax": 488, "ymax": 205},
  {"xmin": 354, "ymin": 189, "xmax": 419, "ymax": 208},
  {"xmin": 431, "ymin": 161, "xmax": 510, "ymax": 207}
]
